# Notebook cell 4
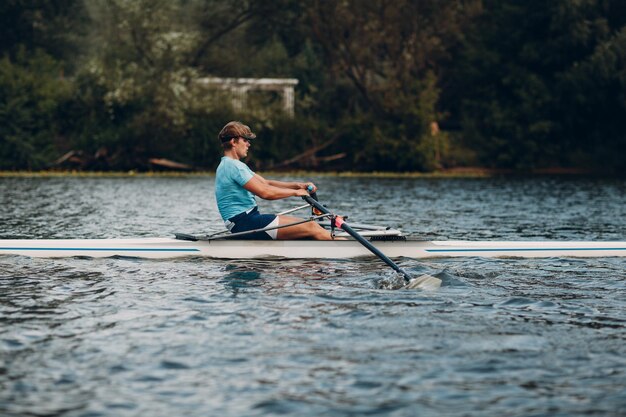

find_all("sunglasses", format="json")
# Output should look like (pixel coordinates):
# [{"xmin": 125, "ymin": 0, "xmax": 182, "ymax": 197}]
[{"xmin": 221, "ymin": 133, "xmax": 256, "ymax": 143}]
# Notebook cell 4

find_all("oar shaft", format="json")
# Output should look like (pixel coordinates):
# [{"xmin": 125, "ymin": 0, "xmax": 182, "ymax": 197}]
[
  {"xmin": 341, "ymin": 222, "xmax": 410, "ymax": 276},
  {"xmin": 303, "ymin": 196, "xmax": 412, "ymax": 280}
]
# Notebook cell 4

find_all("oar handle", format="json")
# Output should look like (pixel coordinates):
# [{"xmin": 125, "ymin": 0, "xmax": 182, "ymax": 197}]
[
  {"xmin": 306, "ymin": 185, "xmax": 318, "ymax": 201},
  {"xmin": 302, "ymin": 195, "xmax": 413, "ymax": 281},
  {"xmin": 306, "ymin": 185, "xmax": 322, "ymax": 217}
]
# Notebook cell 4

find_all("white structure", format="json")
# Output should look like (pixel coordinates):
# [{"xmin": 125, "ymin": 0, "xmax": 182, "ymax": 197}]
[{"xmin": 198, "ymin": 77, "xmax": 299, "ymax": 116}]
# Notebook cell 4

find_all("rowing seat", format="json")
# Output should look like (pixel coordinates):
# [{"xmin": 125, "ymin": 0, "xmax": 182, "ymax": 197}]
[
  {"xmin": 174, "ymin": 233, "xmax": 199, "ymax": 241},
  {"xmin": 369, "ymin": 235, "xmax": 407, "ymax": 241}
]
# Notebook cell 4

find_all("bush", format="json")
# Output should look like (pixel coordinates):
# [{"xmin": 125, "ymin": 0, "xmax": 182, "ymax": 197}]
[{"xmin": 0, "ymin": 49, "xmax": 71, "ymax": 169}]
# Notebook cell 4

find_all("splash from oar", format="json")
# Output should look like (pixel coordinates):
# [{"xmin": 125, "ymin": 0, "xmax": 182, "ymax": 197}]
[{"xmin": 404, "ymin": 274, "xmax": 441, "ymax": 290}]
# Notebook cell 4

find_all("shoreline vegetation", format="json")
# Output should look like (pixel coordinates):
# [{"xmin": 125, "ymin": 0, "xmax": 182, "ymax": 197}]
[
  {"xmin": 1, "ymin": 1, "xmax": 625, "ymax": 175},
  {"xmin": 0, "ymin": 167, "xmax": 609, "ymax": 179}
]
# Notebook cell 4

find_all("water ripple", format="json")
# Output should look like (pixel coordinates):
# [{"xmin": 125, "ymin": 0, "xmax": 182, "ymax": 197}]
[{"xmin": 0, "ymin": 176, "xmax": 625, "ymax": 416}]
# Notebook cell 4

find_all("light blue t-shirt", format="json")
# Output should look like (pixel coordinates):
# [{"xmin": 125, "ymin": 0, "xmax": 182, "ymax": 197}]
[{"xmin": 215, "ymin": 157, "xmax": 256, "ymax": 220}]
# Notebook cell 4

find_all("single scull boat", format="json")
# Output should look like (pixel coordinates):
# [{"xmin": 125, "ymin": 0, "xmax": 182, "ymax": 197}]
[
  {"xmin": 2, "ymin": 197, "xmax": 624, "ymax": 260},
  {"xmin": 1, "ymin": 236, "xmax": 625, "ymax": 259}
]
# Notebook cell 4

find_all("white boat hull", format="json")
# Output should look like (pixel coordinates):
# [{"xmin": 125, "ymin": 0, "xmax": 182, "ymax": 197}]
[{"xmin": 1, "ymin": 238, "xmax": 625, "ymax": 259}]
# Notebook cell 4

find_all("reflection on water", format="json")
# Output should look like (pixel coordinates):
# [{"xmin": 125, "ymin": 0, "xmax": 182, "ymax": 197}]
[{"xmin": 0, "ymin": 176, "xmax": 625, "ymax": 416}]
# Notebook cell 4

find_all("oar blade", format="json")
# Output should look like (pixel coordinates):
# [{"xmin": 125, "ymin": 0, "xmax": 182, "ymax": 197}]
[{"xmin": 404, "ymin": 274, "xmax": 442, "ymax": 290}]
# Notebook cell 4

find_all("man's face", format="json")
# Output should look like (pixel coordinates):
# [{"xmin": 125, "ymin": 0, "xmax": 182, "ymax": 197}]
[{"xmin": 233, "ymin": 136, "xmax": 251, "ymax": 159}]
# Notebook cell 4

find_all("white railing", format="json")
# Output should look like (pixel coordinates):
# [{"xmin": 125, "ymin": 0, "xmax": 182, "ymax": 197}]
[{"xmin": 198, "ymin": 77, "xmax": 299, "ymax": 116}]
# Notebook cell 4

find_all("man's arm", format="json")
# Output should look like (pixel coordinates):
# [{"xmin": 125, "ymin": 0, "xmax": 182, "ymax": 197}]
[
  {"xmin": 244, "ymin": 175, "xmax": 309, "ymax": 200},
  {"xmin": 254, "ymin": 174, "xmax": 317, "ymax": 192}
]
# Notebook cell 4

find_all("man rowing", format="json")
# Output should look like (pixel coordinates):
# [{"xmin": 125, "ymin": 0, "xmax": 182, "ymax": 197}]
[{"xmin": 215, "ymin": 121, "xmax": 334, "ymax": 240}]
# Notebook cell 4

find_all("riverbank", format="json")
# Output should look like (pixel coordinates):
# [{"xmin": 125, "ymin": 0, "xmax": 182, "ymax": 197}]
[{"xmin": 0, "ymin": 167, "xmax": 609, "ymax": 179}]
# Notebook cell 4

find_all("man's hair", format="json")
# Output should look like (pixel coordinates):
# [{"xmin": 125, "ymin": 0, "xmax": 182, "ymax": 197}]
[{"xmin": 218, "ymin": 121, "xmax": 255, "ymax": 150}]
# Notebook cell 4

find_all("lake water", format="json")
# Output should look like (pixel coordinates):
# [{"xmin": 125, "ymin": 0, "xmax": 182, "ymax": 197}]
[{"xmin": 1, "ymin": 175, "xmax": 625, "ymax": 416}]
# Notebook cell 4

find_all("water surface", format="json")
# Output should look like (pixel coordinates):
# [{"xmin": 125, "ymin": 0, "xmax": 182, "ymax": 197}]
[{"xmin": 1, "ymin": 176, "xmax": 625, "ymax": 416}]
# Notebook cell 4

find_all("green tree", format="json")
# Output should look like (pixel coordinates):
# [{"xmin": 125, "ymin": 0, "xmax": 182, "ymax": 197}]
[
  {"xmin": 73, "ymin": 0, "xmax": 321, "ymax": 170},
  {"xmin": 0, "ymin": 49, "xmax": 71, "ymax": 169},
  {"xmin": 0, "ymin": 0, "xmax": 89, "ymax": 67},
  {"xmin": 74, "ymin": 0, "xmax": 203, "ymax": 168},
  {"xmin": 447, "ymin": 0, "xmax": 626, "ymax": 172},
  {"xmin": 556, "ymin": 6, "xmax": 626, "ymax": 173},
  {"xmin": 304, "ymin": 0, "xmax": 478, "ymax": 171}
]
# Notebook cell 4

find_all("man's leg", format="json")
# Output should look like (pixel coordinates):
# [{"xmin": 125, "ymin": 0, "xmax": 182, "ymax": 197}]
[{"xmin": 276, "ymin": 215, "xmax": 334, "ymax": 240}]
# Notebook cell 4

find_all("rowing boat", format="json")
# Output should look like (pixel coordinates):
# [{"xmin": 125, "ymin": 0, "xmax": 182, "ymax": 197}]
[
  {"xmin": 2, "ymin": 199, "xmax": 624, "ymax": 261},
  {"xmin": 1, "ymin": 236, "xmax": 625, "ymax": 259}
]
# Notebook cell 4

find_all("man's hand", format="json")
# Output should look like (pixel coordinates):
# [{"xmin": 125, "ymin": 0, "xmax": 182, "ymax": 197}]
[
  {"xmin": 294, "ymin": 188, "xmax": 310, "ymax": 197},
  {"xmin": 300, "ymin": 182, "xmax": 317, "ymax": 193}
]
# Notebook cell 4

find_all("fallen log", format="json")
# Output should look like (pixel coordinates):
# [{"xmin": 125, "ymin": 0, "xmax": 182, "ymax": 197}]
[
  {"xmin": 269, "ymin": 135, "xmax": 338, "ymax": 169},
  {"xmin": 148, "ymin": 158, "xmax": 193, "ymax": 171}
]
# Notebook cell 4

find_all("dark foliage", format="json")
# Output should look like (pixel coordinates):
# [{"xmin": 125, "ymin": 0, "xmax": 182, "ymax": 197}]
[{"xmin": 1, "ymin": 0, "xmax": 624, "ymax": 174}]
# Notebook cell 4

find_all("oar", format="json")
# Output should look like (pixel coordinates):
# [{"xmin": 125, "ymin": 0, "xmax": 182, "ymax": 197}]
[{"xmin": 302, "ymin": 195, "xmax": 441, "ymax": 289}]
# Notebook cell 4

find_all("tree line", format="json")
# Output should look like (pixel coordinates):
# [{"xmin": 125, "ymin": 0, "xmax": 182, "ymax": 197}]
[{"xmin": 1, "ymin": 0, "xmax": 624, "ymax": 174}]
